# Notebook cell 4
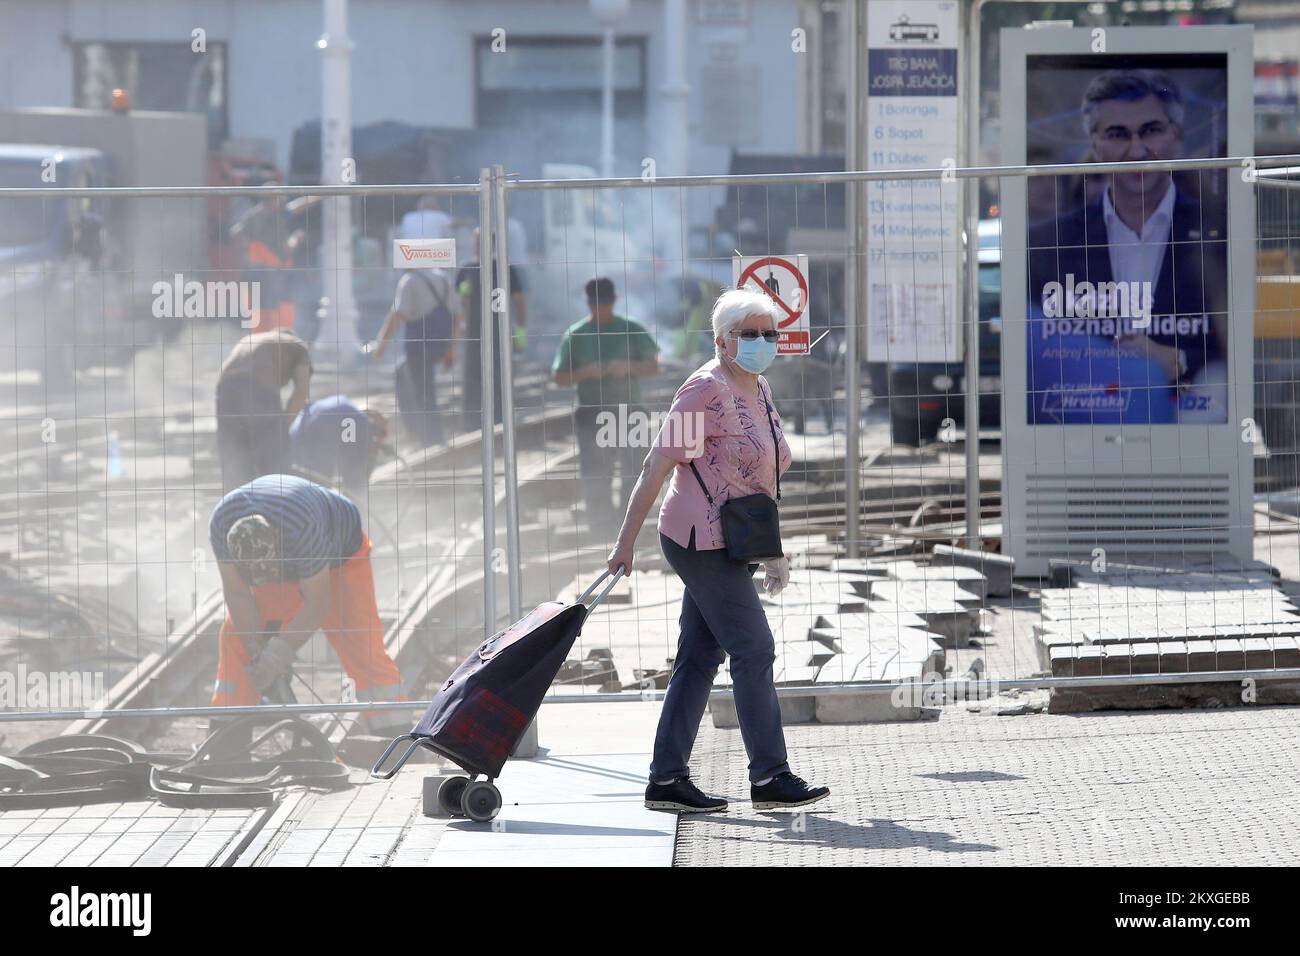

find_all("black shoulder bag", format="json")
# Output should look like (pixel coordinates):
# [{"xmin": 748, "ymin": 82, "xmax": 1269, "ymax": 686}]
[{"xmin": 688, "ymin": 389, "xmax": 784, "ymax": 563}]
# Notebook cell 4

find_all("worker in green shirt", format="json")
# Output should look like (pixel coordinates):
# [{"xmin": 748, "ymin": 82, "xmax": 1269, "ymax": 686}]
[{"xmin": 553, "ymin": 277, "xmax": 660, "ymax": 534}]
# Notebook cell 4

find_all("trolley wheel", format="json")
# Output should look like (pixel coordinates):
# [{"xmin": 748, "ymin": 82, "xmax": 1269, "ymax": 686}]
[
  {"xmin": 437, "ymin": 775, "xmax": 470, "ymax": 816},
  {"xmin": 460, "ymin": 780, "xmax": 502, "ymax": 823}
]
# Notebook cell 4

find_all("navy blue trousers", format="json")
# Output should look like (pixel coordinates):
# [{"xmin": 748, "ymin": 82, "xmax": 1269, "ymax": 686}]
[{"xmin": 650, "ymin": 532, "xmax": 790, "ymax": 784}]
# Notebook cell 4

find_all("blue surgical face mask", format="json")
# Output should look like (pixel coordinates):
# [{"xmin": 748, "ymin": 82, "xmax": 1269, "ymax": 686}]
[{"xmin": 733, "ymin": 334, "xmax": 778, "ymax": 374}]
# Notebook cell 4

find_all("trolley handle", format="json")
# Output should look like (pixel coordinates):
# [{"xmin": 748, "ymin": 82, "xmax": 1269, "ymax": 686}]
[
  {"xmin": 578, "ymin": 566, "xmax": 625, "ymax": 612},
  {"xmin": 370, "ymin": 733, "xmax": 425, "ymax": 780}
]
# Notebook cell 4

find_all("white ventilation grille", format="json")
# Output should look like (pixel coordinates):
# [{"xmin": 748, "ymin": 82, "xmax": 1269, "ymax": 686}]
[{"xmin": 1023, "ymin": 473, "xmax": 1234, "ymax": 560}]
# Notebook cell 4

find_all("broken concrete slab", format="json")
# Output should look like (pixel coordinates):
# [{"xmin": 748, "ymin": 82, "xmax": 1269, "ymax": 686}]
[
  {"xmin": 870, "ymin": 597, "xmax": 974, "ymax": 648},
  {"xmin": 778, "ymin": 640, "xmax": 838, "ymax": 669},
  {"xmin": 814, "ymin": 690, "xmax": 939, "ymax": 724},
  {"xmin": 887, "ymin": 562, "xmax": 991, "ymax": 602},
  {"xmin": 830, "ymin": 629, "xmax": 945, "ymax": 678},
  {"xmin": 1049, "ymin": 644, "xmax": 1104, "ymax": 678},
  {"xmin": 1049, "ymin": 679, "xmax": 1300, "ymax": 713},
  {"xmin": 709, "ymin": 693, "xmax": 815, "ymax": 728},
  {"xmin": 828, "ymin": 557, "xmax": 922, "ymax": 578},
  {"xmin": 965, "ymin": 689, "xmax": 1050, "ymax": 716},
  {"xmin": 930, "ymin": 544, "xmax": 1014, "ymax": 597},
  {"xmin": 1243, "ymin": 635, "xmax": 1300, "ymax": 668},
  {"xmin": 825, "ymin": 613, "xmax": 936, "ymax": 642},
  {"xmin": 866, "ymin": 578, "xmax": 983, "ymax": 609},
  {"xmin": 1038, "ymin": 601, "xmax": 1298, "ymax": 627},
  {"xmin": 1158, "ymin": 641, "xmax": 1191, "ymax": 674},
  {"xmin": 1044, "ymin": 621, "xmax": 1300, "ymax": 645},
  {"xmin": 1100, "ymin": 645, "xmax": 1132, "ymax": 676},
  {"xmin": 765, "ymin": 612, "xmax": 830, "ymax": 645},
  {"xmin": 762, "ymin": 581, "xmax": 869, "ymax": 612},
  {"xmin": 1130, "ymin": 641, "xmax": 1162, "ymax": 676},
  {"xmin": 774, "ymin": 662, "xmax": 822, "ymax": 686},
  {"xmin": 1049, "ymin": 635, "xmax": 1300, "ymax": 684},
  {"xmin": 762, "ymin": 601, "xmax": 871, "ymax": 622},
  {"xmin": 827, "ymin": 608, "xmax": 931, "ymax": 632}
]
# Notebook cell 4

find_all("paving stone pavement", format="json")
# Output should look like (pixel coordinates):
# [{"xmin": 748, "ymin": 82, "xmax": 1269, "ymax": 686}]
[
  {"xmin": 258, "ymin": 770, "xmax": 446, "ymax": 867},
  {"xmin": 0, "ymin": 801, "xmax": 262, "ymax": 867},
  {"xmin": 674, "ymin": 704, "xmax": 1300, "ymax": 866}
]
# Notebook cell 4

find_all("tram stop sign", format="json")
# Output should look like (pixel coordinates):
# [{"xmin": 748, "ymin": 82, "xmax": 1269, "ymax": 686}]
[{"xmin": 731, "ymin": 254, "xmax": 811, "ymax": 354}]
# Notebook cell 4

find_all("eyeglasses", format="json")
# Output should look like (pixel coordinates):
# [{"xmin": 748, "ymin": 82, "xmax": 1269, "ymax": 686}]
[{"xmin": 730, "ymin": 329, "xmax": 779, "ymax": 342}]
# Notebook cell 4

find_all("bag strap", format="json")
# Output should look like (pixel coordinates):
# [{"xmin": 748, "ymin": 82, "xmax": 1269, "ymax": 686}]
[
  {"xmin": 760, "ymin": 380, "xmax": 782, "ymax": 503},
  {"xmin": 413, "ymin": 271, "xmax": 450, "ymax": 316},
  {"xmin": 686, "ymin": 383, "xmax": 782, "ymax": 505},
  {"xmin": 688, "ymin": 459, "xmax": 716, "ymax": 506}
]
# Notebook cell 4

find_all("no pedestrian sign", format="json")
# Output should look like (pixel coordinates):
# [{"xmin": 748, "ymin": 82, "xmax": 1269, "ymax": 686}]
[{"xmin": 731, "ymin": 254, "xmax": 811, "ymax": 354}]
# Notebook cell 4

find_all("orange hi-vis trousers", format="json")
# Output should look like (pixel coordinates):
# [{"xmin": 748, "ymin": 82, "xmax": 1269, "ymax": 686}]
[{"xmin": 212, "ymin": 537, "xmax": 404, "ymax": 721}]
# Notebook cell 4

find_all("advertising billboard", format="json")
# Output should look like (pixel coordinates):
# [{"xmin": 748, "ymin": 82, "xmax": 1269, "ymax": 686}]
[
  {"xmin": 999, "ymin": 25, "xmax": 1255, "ymax": 575},
  {"xmin": 1025, "ymin": 53, "xmax": 1230, "ymax": 425}
]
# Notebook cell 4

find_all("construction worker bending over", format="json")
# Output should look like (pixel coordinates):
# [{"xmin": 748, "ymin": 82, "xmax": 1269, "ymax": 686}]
[
  {"xmin": 290, "ymin": 394, "xmax": 389, "ymax": 498},
  {"xmin": 216, "ymin": 329, "xmax": 313, "ymax": 494},
  {"xmin": 209, "ymin": 473, "xmax": 404, "ymax": 731}
]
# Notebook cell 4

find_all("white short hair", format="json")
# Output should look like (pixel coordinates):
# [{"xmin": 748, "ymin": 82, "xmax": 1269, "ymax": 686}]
[{"xmin": 711, "ymin": 288, "xmax": 781, "ymax": 352}]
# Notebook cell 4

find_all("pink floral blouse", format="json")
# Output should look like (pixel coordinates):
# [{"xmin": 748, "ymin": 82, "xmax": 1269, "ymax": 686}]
[{"xmin": 653, "ymin": 359, "xmax": 793, "ymax": 550}]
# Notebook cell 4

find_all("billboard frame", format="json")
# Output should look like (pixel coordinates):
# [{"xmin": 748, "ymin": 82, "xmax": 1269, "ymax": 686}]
[{"xmin": 999, "ymin": 25, "xmax": 1256, "ymax": 575}]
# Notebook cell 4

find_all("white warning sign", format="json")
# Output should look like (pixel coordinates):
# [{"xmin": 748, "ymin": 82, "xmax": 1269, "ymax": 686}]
[
  {"xmin": 731, "ymin": 254, "xmax": 811, "ymax": 355},
  {"xmin": 393, "ymin": 238, "xmax": 457, "ymax": 269},
  {"xmin": 865, "ymin": 0, "xmax": 961, "ymax": 363}
]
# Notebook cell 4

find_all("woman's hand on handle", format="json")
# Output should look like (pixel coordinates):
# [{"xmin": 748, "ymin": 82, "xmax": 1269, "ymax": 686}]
[
  {"xmin": 607, "ymin": 540, "xmax": 635, "ymax": 577},
  {"xmin": 605, "ymin": 448, "xmax": 678, "ymax": 580}
]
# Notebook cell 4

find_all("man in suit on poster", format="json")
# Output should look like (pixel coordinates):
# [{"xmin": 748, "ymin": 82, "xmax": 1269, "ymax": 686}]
[{"xmin": 1027, "ymin": 69, "xmax": 1228, "ymax": 422}]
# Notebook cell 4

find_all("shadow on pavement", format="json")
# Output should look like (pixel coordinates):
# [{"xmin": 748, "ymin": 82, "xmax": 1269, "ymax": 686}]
[
  {"xmin": 446, "ymin": 819, "xmax": 669, "ymax": 838},
  {"xmin": 918, "ymin": 770, "xmax": 1027, "ymax": 783},
  {"xmin": 688, "ymin": 813, "xmax": 1000, "ymax": 854}
]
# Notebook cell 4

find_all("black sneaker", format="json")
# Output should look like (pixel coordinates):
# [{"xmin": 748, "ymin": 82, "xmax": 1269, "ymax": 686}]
[
  {"xmin": 644, "ymin": 777, "xmax": 729, "ymax": 814},
  {"xmin": 751, "ymin": 772, "xmax": 830, "ymax": 811}
]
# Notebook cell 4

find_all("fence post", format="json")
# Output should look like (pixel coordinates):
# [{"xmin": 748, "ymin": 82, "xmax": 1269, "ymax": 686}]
[
  {"xmin": 478, "ymin": 168, "xmax": 498, "ymax": 634},
  {"xmin": 481, "ymin": 166, "xmax": 539, "ymax": 759},
  {"xmin": 492, "ymin": 165, "xmax": 522, "ymax": 623},
  {"xmin": 845, "ymin": 0, "xmax": 863, "ymax": 558},
  {"xmin": 495, "ymin": 166, "xmax": 537, "ymax": 758},
  {"xmin": 961, "ymin": 0, "xmax": 981, "ymax": 549}
]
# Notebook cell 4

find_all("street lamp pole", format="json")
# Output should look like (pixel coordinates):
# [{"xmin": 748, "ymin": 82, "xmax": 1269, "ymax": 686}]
[
  {"xmin": 661, "ymin": 0, "xmax": 689, "ymax": 177},
  {"xmin": 318, "ymin": 0, "xmax": 361, "ymax": 357},
  {"xmin": 602, "ymin": 25, "xmax": 616, "ymax": 178},
  {"xmin": 591, "ymin": 0, "xmax": 631, "ymax": 179}
]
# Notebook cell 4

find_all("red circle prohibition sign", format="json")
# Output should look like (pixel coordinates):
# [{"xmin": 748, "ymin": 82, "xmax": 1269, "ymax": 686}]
[{"xmin": 738, "ymin": 257, "xmax": 808, "ymax": 329}]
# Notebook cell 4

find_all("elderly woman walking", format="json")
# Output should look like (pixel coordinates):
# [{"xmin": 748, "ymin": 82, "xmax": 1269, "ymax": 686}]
[{"xmin": 606, "ymin": 288, "xmax": 830, "ymax": 814}]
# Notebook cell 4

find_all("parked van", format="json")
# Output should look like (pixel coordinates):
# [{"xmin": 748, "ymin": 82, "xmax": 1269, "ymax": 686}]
[{"xmin": 0, "ymin": 144, "xmax": 132, "ymax": 387}]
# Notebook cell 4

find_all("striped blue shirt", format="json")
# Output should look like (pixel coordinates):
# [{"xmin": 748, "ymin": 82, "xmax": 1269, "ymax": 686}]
[{"xmin": 210, "ymin": 474, "xmax": 363, "ymax": 582}]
